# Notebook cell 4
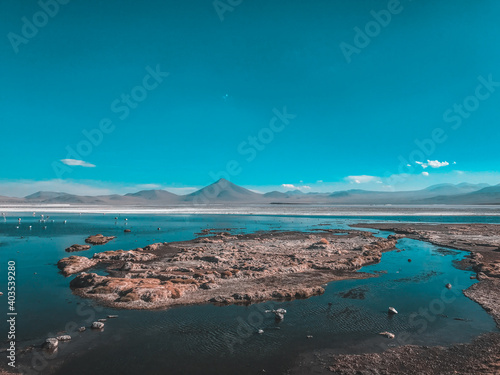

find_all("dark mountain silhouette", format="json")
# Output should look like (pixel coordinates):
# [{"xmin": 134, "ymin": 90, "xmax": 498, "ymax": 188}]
[
  {"xmin": 0, "ymin": 182, "xmax": 498, "ymax": 206},
  {"xmin": 125, "ymin": 189, "xmax": 180, "ymax": 202},
  {"xmin": 423, "ymin": 184, "xmax": 500, "ymax": 204},
  {"xmin": 182, "ymin": 178, "xmax": 261, "ymax": 203}
]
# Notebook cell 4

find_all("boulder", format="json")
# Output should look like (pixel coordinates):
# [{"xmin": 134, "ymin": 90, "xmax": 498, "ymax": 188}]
[
  {"xmin": 70, "ymin": 272, "xmax": 103, "ymax": 288},
  {"xmin": 65, "ymin": 244, "xmax": 91, "ymax": 253},
  {"xmin": 85, "ymin": 234, "xmax": 116, "ymax": 245},
  {"xmin": 388, "ymin": 307, "xmax": 398, "ymax": 315},
  {"xmin": 379, "ymin": 331, "xmax": 395, "ymax": 339},
  {"xmin": 57, "ymin": 256, "xmax": 98, "ymax": 276},
  {"xmin": 43, "ymin": 338, "xmax": 58, "ymax": 351},
  {"xmin": 93, "ymin": 250, "xmax": 156, "ymax": 262},
  {"xmin": 266, "ymin": 308, "xmax": 287, "ymax": 321},
  {"xmin": 144, "ymin": 243, "xmax": 163, "ymax": 252},
  {"xmin": 91, "ymin": 321, "xmax": 105, "ymax": 330},
  {"xmin": 56, "ymin": 335, "xmax": 71, "ymax": 341}
]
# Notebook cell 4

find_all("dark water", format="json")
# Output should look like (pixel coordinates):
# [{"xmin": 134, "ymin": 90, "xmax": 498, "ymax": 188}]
[{"xmin": 0, "ymin": 213, "xmax": 497, "ymax": 374}]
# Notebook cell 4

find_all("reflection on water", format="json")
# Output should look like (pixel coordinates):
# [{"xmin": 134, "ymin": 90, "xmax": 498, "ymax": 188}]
[{"xmin": 0, "ymin": 213, "xmax": 497, "ymax": 374}]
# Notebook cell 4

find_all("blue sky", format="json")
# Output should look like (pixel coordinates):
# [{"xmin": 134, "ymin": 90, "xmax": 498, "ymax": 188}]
[{"xmin": 1, "ymin": 0, "xmax": 500, "ymax": 196}]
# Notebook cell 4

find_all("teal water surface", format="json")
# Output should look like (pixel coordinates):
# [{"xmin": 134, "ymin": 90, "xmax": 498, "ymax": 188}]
[{"xmin": 0, "ymin": 213, "xmax": 497, "ymax": 374}]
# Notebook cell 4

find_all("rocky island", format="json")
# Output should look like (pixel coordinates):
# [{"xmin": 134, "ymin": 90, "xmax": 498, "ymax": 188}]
[
  {"xmin": 84, "ymin": 234, "xmax": 116, "ymax": 245},
  {"xmin": 58, "ymin": 229, "xmax": 398, "ymax": 309}
]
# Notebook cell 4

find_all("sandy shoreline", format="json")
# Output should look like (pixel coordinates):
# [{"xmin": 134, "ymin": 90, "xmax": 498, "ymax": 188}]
[{"xmin": 2, "ymin": 204, "xmax": 500, "ymax": 216}]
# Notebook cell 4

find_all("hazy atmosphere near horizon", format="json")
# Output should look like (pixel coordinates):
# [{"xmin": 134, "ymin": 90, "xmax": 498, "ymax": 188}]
[
  {"xmin": 1, "ymin": 0, "xmax": 500, "ymax": 197},
  {"xmin": 3, "ymin": 2, "xmax": 500, "ymax": 375}
]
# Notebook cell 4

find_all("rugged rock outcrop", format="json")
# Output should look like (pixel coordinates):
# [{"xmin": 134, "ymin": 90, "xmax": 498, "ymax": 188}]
[
  {"xmin": 65, "ymin": 244, "xmax": 91, "ymax": 252},
  {"xmin": 85, "ymin": 234, "xmax": 116, "ymax": 245},
  {"xmin": 62, "ymin": 230, "xmax": 398, "ymax": 309},
  {"xmin": 57, "ymin": 256, "xmax": 98, "ymax": 276},
  {"xmin": 42, "ymin": 338, "xmax": 58, "ymax": 351}
]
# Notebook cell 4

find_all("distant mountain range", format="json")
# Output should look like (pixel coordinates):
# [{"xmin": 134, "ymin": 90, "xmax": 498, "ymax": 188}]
[{"xmin": 0, "ymin": 179, "xmax": 499, "ymax": 206}]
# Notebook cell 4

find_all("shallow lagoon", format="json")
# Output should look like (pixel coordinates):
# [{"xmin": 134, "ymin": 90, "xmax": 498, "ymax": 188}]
[{"xmin": 0, "ymin": 213, "xmax": 497, "ymax": 374}]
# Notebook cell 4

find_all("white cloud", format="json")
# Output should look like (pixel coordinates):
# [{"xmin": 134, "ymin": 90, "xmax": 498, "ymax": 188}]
[
  {"xmin": 416, "ymin": 160, "xmax": 450, "ymax": 169},
  {"xmin": 345, "ymin": 175, "xmax": 381, "ymax": 184},
  {"xmin": 427, "ymin": 160, "xmax": 449, "ymax": 168},
  {"xmin": 281, "ymin": 184, "xmax": 311, "ymax": 191},
  {"xmin": 422, "ymin": 171, "xmax": 429, "ymax": 176},
  {"xmin": 61, "ymin": 159, "xmax": 96, "ymax": 168}
]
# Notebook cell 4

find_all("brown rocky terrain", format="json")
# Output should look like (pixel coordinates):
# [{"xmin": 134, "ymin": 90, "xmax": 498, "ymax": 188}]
[
  {"xmin": 84, "ymin": 234, "xmax": 116, "ymax": 245},
  {"xmin": 65, "ymin": 244, "xmax": 91, "ymax": 252},
  {"xmin": 312, "ymin": 223, "xmax": 500, "ymax": 375},
  {"xmin": 58, "ymin": 230, "xmax": 398, "ymax": 309},
  {"xmin": 316, "ymin": 333, "xmax": 500, "ymax": 375}
]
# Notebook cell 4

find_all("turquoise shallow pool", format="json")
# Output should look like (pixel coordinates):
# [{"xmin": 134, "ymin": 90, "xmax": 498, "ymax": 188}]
[{"xmin": 0, "ymin": 213, "xmax": 497, "ymax": 374}]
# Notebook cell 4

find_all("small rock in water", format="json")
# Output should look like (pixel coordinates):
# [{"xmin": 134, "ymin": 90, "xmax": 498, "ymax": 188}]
[
  {"xmin": 379, "ymin": 331, "xmax": 395, "ymax": 339},
  {"xmin": 257, "ymin": 329, "xmax": 264, "ymax": 334},
  {"xmin": 445, "ymin": 283, "xmax": 452, "ymax": 289},
  {"xmin": 388, "ymin": 307, "xmax": 398, "ymax": 315},
  {"xmin": 91, "ymin": 321, "xmax": 105, "ymax": 330},
  {"xmin": 56, "ymin": 335, "xmax": 71, "ymax": 341},
  {"xmin": 107, "ymin": 315, "xmax": 118, "ymax": 319},
  {"xmin": 0, "ymin": 292, "xmax": 3, "ymax": 296},
  {"xmin": 124, "ymin": 229, "xmax": 131, "ymax": 233},
  {"xmin": 275, "ymin": 312, "xmax": 285, "ymax": 321},
  {"xmin": 78, "ymin": 327, "xmax": 86, "ymax": 332},
  {"xmin": 98, "ymin": 318, "xmax": 107, "ymax": 322},
  {"xmin": 43, "ymin": 338, "xmax": 59, "ymax": 351},
  {"xmin": 265, "ymin": 308, "xmax": 287, "ymax": 321},
  {"xmin": 408, "ymin": 259, "xmax": 412, "ymax": 262},
  {"xmin": 306, "ymin": 335, "xmax": 313, "ymax": 339},
  {"xmin": 65, "ymin": 244, "xmax": 91, "ymax": 253}
]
